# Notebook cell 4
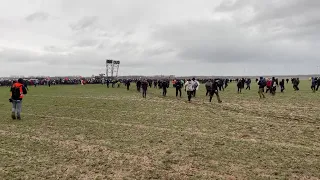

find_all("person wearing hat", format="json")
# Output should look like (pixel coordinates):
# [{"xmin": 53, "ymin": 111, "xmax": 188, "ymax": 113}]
[{"xmin": 9, "ymin": 78, "xmax": 28, "ymax": 120}]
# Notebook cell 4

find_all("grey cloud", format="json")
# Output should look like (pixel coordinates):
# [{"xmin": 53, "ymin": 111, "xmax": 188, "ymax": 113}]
[
  {"xmin": 70, "ymin": 16, "xmax": 98, "ymax": 31},
  {"xmin": 143, "ymin": 46, "xmax": 175, "ymax": 57},
  {"xmin": 152, "ymin": 18, "xmax": 320, "ymax": 65},
  {"xmin": 0, "ymin": 48, "xmax": 41, "ymax": 63},
  {"xmin": 72, "ymin": 39, "xmax": 100, "ymax": 48},
  {"xmin": 25, "ymin": 12, "xmax": 49, "ymax": 22},
  {"xmin": 43, "ymin": 46, "xmax": 68, "ymax": 53}
]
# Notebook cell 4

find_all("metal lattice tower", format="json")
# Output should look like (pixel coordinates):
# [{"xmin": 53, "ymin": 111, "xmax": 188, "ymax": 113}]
[
  {"xmin": 106, "ymin": 59, "xmax": 120, "ymax": 79},
  {"xmin": 113, "ymin": 61, "xmax": 120, "ymax": 78}
]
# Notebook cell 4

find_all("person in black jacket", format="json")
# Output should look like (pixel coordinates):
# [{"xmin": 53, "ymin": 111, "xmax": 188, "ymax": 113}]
[
  {"xmin": 175, "ymin": 79, "xmax": 182, "ymax": 98},
  {"xmin": 209, "ymin": 79, "xmax": 222, "ymax": 103},
  {"xmin": 136, "ymin": 80, "xmax": 141, "ymax": 92},
  {"xmin": 279, "ymin": 79, "xmax": 285, "ymax": 92},
  {"xmin": 316, "ymin": 77, "xmax": 320, "ymax": 91},
  {"xmin": 162, "ymin": 80, "xmax": 168, "ymax": 96},
  {"xmin": 126, "ymin": 80, "xmax": 131, "ymax": 90},
  {"xmin": 141, "ymin": 79, "xmax": 148, "ymax": 98},
  {"xmin": 258, "ymin": 77, "xmax": 266, "ymax": 98}
]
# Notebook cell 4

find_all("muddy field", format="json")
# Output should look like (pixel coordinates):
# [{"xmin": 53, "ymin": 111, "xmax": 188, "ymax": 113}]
[{"xmin": 0, "ymin": 81, "xmax": 319, "ymax": 179}]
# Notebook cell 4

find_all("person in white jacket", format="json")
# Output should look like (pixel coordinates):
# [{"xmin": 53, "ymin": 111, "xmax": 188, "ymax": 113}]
[{"xmin": 184, "ymin": 79, "xmax": 196, "ymax": 102}]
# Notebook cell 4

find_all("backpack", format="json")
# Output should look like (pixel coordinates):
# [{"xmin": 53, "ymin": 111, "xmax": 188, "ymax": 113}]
[
  {"xmin": 193, "ymin": 81, "xmax": 198, "ymax": 89},
  {"xmin": 260, "ymin": 80, "xmax": 267, "ymax": 87},
  {"xmin": 175, "ymin": 81, "xmax": 181, "ymax": 88},
  {"xmin": 12, "ymin": 84, "xmax": 22, "ymax": 99}
]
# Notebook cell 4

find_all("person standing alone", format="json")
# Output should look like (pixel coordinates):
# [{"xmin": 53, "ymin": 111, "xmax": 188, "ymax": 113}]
[{"xmin": 10, "ymin": 78, "xmax": 27, "ymax": 120}]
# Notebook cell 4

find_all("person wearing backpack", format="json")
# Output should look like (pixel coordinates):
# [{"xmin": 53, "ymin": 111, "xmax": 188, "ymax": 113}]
[
  {"xmin": 191, "ymin": 78, "xmax": 199, "ymax": 97},
  {"xmin": 9, "ymin": 78, "xmax": 27, "ymax": 120},
  {"xmin": 258, "ymin": 77, "xmax": 266, "ymax": 99},
  {"xmin": 184, "ymin": 79, "xmax": 195, "ymax": 102}
]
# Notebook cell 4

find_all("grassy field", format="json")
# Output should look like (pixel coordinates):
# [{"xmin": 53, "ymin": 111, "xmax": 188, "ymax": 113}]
[{"xmin": 0, "ymin": 81, "xmax": 320, "ymax": 179}]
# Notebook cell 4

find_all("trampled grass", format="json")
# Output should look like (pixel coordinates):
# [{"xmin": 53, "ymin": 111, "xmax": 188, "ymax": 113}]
[{"xmin": 0, "ymin": 81, "xmax": 320, "ymax": 179}]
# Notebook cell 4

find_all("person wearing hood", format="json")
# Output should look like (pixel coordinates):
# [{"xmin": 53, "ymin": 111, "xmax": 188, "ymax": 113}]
[
  {"xmin": 10, "ymin": 78, "xmax": 28, "ymax": 120},
  {"xmin": 184, "ymin": 79, "xmax": 195, "ymax": 102}
]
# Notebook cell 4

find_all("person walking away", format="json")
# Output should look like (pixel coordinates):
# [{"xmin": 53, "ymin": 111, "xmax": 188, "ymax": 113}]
[
  {"xmin": 106, "ymin": 79, "xmax": 110, "ymax": 88},
  {"xmin": 126, "ymin": 80, "xmax": 131, "ymax": 90},
  {"xmin": 162, "ymin": 80, "xmax": 168, "ymax": 96},
  {"xmin": 237, "ymin": 80, "xmax": 243, "ymax": 93},
  {"xmin": 141, "ymin": 79, "xmax": 148, "ymax": 98},
  {"xmin": 136, "ymin": 80, "xmax": 142, "ymax": 92},
  {"xmin": 316, "ymin": 77, "xmax": 320, "ymax": 91},
  {"xmin": 24, "ymin": 80, "xmax": 29, "ymax": 91},
  {"xmin": 10, "ymin": 78, "xmax": 27, "ymax": 120},
  {"xmin": 293, "ymin": 78, "xmax": 300, "ymax": 91},
  {"xmin": 209, "ymin": 79, "xmax": 222, "ymax": 103},
  {"xmin": 175, "ymin": 79, "xmax": 182, "ymax": 98},
  {"xmin": 280, "ymin": 79, "xmax": 285, "ymax": 92},
  {"xmin": 153, "ymin": 81, "xmax": 157, "ymax": 88},
  {"xmin": 271, "ymin": 77, "xmax": 277, "ymax": 95},
  {"xmin": 184, "ymin": 79, "xmax": 195, "ymax": 102},
  {"xmin": 266, "ymin": 79, "xmax": 272, "ymax": 93},
  {"xmin": 311, "ymin": 77, "xmax": 316, "ymax": 92},
  {"xmin": 258, "ymin": 77, "xmax": 266, "ymax": 98},
  {"xmin": 192, "ymin": 78, "xmax": 198, "ymax": 97},
  {"xmin": 246, "ymin": 79, "xmax": 251, "ymax": 90},
  {"xmin": 205, "ymin": 80, "xmax": 212, "ymax": 96}
]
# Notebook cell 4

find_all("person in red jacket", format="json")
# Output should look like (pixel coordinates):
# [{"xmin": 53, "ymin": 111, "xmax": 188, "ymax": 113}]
[{"xmin": 10, "ymin": 78, "xmax": 27, "ymax": 120}]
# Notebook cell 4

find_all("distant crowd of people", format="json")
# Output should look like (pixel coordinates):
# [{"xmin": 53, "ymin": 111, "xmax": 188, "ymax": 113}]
[{"xmin": 5, "ymin": 76, "xmax": 320, "ymax": 120}]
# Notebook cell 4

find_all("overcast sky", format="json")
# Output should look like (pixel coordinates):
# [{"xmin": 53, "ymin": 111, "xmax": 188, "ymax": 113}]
[{"xmin": 1, "ymin": 0, "xmax": 320, "ymax": 77}]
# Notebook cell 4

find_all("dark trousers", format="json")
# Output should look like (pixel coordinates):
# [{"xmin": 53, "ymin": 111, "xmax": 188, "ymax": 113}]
[
  {"xmin": 193, "ymin": 90, "xmax": 197, "ymax": 97},
  {"xmin": 142, "ymin": 88, "xmax": 147, "ymax": 98},
  {"xmin": 209, "ymin": 90, "xmax": 222, "ymax": 103},
  {"xmin": 187, "ymin": 91, "xmax": 192, "ymax": 101},
  {"xmin": 137, "ymin": 86, "xmax": 141, "ymax": 92},
  {"xmin": 237, "ymin": 87, "xmax": 242, "ymax": 93},
  {"xmin": 266, "ymin": 87, "xmax": 271, "ymax": 93},
  {"xmin": 246, "ymin": 85, "xmax": 250, "ymax": 90},
  {"xmin": 316, "ymin": 84, "xmax": 319, "ymax": 91},
  {"xmin": 280, "ymin": 85, "xmax": 285, "ymax": 92},
  {"xmin": 176, "ymin": 88, "xmax": 181, "ymax": 97},
  {"xmin": 163, "ymin": 88, "xmax": 167, "ymax": 96},
  {"xmin": 293, "ymin": 85, "xmax": 299, "ymax": 91},
  {"xmin": 127, "ymin": 85, "xmax": 130, "ymax": 90}
]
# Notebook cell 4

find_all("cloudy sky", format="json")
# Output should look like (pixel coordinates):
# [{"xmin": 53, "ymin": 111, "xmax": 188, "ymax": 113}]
[{"xmin": 1, "ymin": 0, "xmax": 320, "ymax": 77}]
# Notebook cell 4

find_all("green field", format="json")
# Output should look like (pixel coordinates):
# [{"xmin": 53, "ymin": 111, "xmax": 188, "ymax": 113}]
[{"xmin": 0, "ymin": 81, "xmax": 320, "ymax": 179}]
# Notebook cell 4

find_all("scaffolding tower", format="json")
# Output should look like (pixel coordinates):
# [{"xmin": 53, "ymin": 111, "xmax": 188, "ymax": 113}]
[{"xmin": 106, "ymin": 59, "xmax": 120, "ymax": 79}]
